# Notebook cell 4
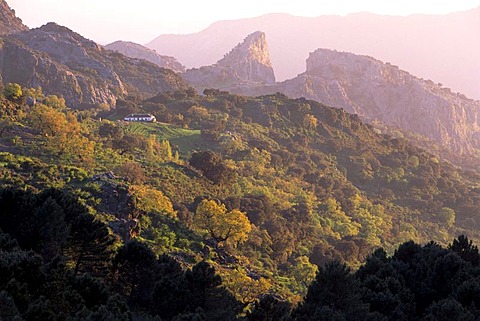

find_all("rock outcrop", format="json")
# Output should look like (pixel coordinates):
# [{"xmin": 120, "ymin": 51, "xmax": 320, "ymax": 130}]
[
  {"xmin": 183, "ymin": 31, "xmax": 275, "ymax": 92},
  {"xmin": 239, "ymin": 49, "xmax": 480, "ymax": 155},
  {"xmin": 105, "ymin": 40, "xmax": 185, "ymax": 73},
  {"xmin": 0, "ymin": 0, "xmax": 27, "ymax": 35},
  {"xmin": 0, "ymin": 23, "xmax": 189, "ymax": 108}
]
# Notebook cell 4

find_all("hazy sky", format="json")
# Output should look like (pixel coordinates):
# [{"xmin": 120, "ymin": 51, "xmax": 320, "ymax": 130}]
[{"xmin": 7, "ymin": 0, "xmax": 480, "ymax": 44}]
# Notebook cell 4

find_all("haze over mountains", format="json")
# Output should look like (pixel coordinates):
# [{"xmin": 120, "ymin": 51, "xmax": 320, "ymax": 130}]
[{"xmin": 147, "ymin": 9, "xmax": 480, "ymax": 100}]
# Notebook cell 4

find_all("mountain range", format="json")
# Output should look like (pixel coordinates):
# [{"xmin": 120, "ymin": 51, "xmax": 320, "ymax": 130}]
[
  {"xmin": 145, "ymin": 30, "xmax": 480, "ymax": 159},
  {"xmin": 0, "ymin": 2, "xmax": 189, "ymax": 108},
  {"xmin": 147, "ymin": 9, "xmax": 480, "ymax": 100}
]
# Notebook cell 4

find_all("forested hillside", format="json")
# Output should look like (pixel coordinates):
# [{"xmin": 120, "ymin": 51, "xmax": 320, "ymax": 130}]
[{"xmin": 2, "ymin": 84, "xmax": 480, "ymax": 319}]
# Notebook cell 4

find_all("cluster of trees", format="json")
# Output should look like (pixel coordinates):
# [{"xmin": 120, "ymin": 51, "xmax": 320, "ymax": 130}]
[
  {"xmin": 2, "ymin": 188, "xmax": 480, "ymax": 320},
  {"xmin": 0, "ymin": 187, "xmax": 242, "ymax": 320}
]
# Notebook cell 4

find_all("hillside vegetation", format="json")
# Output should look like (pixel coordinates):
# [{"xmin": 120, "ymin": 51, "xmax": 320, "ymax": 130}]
[{"xmin": 2, "ymin": 85, "xmax": 480, "ymax": 319}]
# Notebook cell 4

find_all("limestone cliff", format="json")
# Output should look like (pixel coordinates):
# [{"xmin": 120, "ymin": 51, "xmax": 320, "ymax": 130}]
[
  {"xmin": 183, "ymin": 31, "xmax": 275, "ymax": 92},
  {"xmin": 105, "ymin": 40, "xmax": 185, "ymax": 73}
]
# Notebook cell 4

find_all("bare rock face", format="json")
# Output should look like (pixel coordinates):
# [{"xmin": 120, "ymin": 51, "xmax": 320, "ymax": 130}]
[
  {"xmin": 217, "ymin": 31, "xmax": 275, "ymax": 84},
  {"xmin": 105, "ymin": 40, "xmax": 185, "ymax": 73},
  {"xmin": 0, "ymin": 0, "xmax": 27, "ymax": 35},
  {"xmin": 241, "ymin": 49, "xmax": 480, "ymax": 155},
  {"xmin": 0, "ymin": 23, "xmax": 189, "ymax": 108},
  {"xmin": 184, "ymin": 31, "xmax": 275, "ymax": 92}
]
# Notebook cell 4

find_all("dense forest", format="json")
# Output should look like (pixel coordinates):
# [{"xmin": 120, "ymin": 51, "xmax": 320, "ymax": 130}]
[{"xmin": 2, "ymin": 83, "xmax": 480, "ymax": 319}]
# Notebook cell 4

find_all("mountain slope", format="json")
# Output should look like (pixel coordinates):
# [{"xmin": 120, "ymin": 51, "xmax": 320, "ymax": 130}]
[
  {"xmin": 147, "ymin": 9, "xmax": 480, "ymax": 100},
  {"xmin": 0, "ymin": 0, "xmax": 27, "ymax": 35},
  {"xmin": 183, "ymin": 31, "xmax": 275, "ymax": 92},
  {"xmin": 104, "ymin": 40, "xmax": 185, "ymax": 73},
  {"xmin": 0, "ymin": 23, "xmax": 189, "ymax": 108}
]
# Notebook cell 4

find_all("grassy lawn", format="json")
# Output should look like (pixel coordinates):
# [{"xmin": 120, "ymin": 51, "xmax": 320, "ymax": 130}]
[{"xmin": 124, "ymin": 122, "xmax": 207, "ymax": 156}]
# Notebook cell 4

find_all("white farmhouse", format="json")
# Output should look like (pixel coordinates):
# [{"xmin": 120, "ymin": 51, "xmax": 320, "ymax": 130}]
[{"xmin": 123, "ymin": 114, "xmax": 157, "ymax": 122}]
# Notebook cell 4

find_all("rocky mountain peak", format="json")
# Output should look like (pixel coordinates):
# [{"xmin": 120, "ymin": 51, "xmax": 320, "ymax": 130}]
[
  {"xmin": 216, "ymin": 31, "xmax": 275, "ymax": 84},
  {"xmin": 183, "ymin": 31, "xmax": 276, "ymax": 92},
  {"xmin": 33, "ymin": 22, "xmax": 102, "ymax": 51},
  {"xmin": 0, "ymin": 0, "xmax": 28, "ymax": 35}
]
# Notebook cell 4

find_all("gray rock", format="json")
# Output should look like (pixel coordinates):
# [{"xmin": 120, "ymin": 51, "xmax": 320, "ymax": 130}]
[{"xmin": 105, "ymin": 40, "xmax": 185, "ymax": 73}]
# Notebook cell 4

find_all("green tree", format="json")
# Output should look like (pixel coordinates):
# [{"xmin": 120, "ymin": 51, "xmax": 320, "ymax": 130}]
[
  {"xmin": 438, "ymin": 207, "xmax": 455, "ymax": 227},
  {"xmin": 189, "ymin": 151, "xmax": 235, "ymax": 185},
  {"xmin": 3, "ymin": 83, "xmax": 22, "ymax": 101},
  {"xmin": 290, "ymin": 256, "xmax": 318, "ymax": 288},
  {"xmin": 65, "ymin": 213, "xmax": 115, "ymax": 276}
]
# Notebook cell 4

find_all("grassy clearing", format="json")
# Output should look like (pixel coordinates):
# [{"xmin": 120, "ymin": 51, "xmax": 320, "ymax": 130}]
[{"xmin": 125, "ymin": 122, "xmax": 206, "ymax": 155}]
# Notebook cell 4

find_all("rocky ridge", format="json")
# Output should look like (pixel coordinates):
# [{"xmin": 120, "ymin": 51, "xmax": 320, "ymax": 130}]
[
  {"xmin": 183, "ymin": 31, "xmax": 275, "ymax": 92},
  {"xmin": 0, "ymin": 0, "xmax": 27, "ymax": 35},
  {"xmin": 0, "ymin": 22, "xmax": 189, "ymax": 108},
  {"xmin": 105, "ymin": 40, "xmax": 185, "ymax": 73}
]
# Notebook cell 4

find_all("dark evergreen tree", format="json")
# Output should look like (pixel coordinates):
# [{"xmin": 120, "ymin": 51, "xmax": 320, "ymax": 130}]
[
  {"xmin": 65, "ymin": 213, "xmax": 115, "ymax": 276},
  {"xmin": 111, "ymin": 240, "xmax": 158, "ymax": 310},
  {"xmin": 247, "ymin": 294, "xmax": 292, "ymax": 321},
  {"xmin": 449, "ymin": 235, "xmax": 480, "ymax": 265},
  {"xmin": 293, "ymin": 261, "xmax": 371, "ymax": 321}
]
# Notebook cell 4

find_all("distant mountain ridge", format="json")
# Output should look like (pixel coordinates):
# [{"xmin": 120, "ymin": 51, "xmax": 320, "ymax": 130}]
[
  {"xmin": 104, "ymin": 41, "xmax": 185, "ymax": 73},
  {"xmin": 147, "ymin": 9, "xmax": 480, "ymax": 100}
]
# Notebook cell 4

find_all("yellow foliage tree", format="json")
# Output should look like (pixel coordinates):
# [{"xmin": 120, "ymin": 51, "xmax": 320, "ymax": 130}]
[
  {"xmin": 195, "ymin": 199, "xmax": 251, "ymax": 246},
  {"xmin": 129, "ymin": 184, "xmax": 176, "ymax": 219},
  {"xmin": 223, "ymin": 269, "xmax": 272, "ymax": 305},
  {"xmin": 321, "ymin": 198, "xmax": 360, "ymax": 239},
  {"xmin": 303, "ymin": 114, "xmax": 318, "ymax": 130},
  {"xmin": 27, "ymin": 104, "xmax": 94, "ymax": 163}
]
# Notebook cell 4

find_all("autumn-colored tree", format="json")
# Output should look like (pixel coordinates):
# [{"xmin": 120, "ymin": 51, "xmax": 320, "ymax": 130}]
[
  {"xmin": 194, "ymin": 199, "xmax": 251, "ymax": 246},
  {"xmin": 303, "ymin": 114, "xmax": 318, "ymax": 130},
  {"xmin": 145, "ymin": 136, "xmax": 173, "ymax": 162},
  {"xmin": 223, "ymin": 269, "xmax": 272, "ymax": 305},
  {"xmin": 129, "ymin": 184, "xmax": 176, "ymax": 219},
  {"xmin": 115, "ymin": 162, "xmax": 145, "ymax": 184},
  {"xmin": 27, "ymin": 104, "xmax": 94, "ymax": 162}
]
